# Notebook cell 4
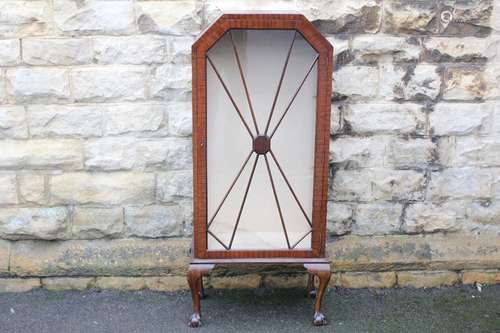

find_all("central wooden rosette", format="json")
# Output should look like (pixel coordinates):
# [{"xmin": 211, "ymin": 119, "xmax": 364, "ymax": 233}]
[{"xmin": 253, "ymin": 135, "xmax": 271, "ymax": 155}]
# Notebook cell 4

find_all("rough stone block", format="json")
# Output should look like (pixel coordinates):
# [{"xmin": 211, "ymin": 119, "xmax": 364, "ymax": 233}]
[
  {"xmin": 136, "ymin": 1, "xmax": 202, "ymax": 35},
  {"xmin": 351, "ymin": 36, "xmax": 420, "ymax": 63},
  {"xmin": 330, "ymin": 104, "xmax": 343, "ymax": 135},
  {"xmin": 332, "ymin": 169, "xmax": 426, "ymax": 201},
  {"xmin": 93, "ymin": 36, "xmax": 167, "ymax": 65},
  {"xmin": 0, "ymin": 240, "xmax": 9, "ymax": 275},
  {"xmin": 462, "ymin": 270, "xmax": 500, "ymax": 285},
  {"xmin": 492, "ymin": 103, "xmax": 500, "ymax": 134},
  {"xmin": 144, "ymin": 276, "xmax": 188, "ymax": 291},
  {"xmin": 380, "ymin": 63, "xmax": 441, "ymax": 100},
  {"xmin": 0, "ymin": 172, "xmax": 17, "ymax": 205},
  {"xmin": 386, "ymin": 138, "xmax": 436, "ymax": 169},
  {"xmin": 440, "ymin": 136, "xmax": 500, "ymax": 167},
  {"xmin": 125, "ymin": 205, "xmax": 182, "ymax": 238},
  {"xmin": 339, "ymin": 272, "xmax": 396, "ymax": 288},
  {"xmin": 443, "ymin": 67, "xmax": 497, "ymax": 100},
  {"xmin": 0, "ymin": 72, "xmax": 5, "ymax": 103},
  {"xmin": 330, "ymin": 136, "xmax": 386, "ymax": 168},
  {"xmin": 0, "ymin": 140, "xmax": 82, "ymax": 169},
  {"xmin": 23, "ymin": 38, "xmax": 92, "ymax": 65},
  {"xmin": 50, "ymin": 172, "xmax": 155, "ymax": 205},
  {"xmin": 10, "ymin": 238, "xmax": 190, "ymax": 276},
  {"xmin": 6, "ymin": 68, "xmax": 71, "ymax": 103},
  {"xmin": 72, "ymin": 207, "xmax": 123, "ymax": 239},
  {"xmin": 343, "ymin": 103, "xmax": 426, "ymax": 135},
  {"xmin": 28, "ymin": 105, "xmax": 102, "ymax": 138},
  {"xmin": 327, "ymin": 201, "xmax": 353, "ymax": 236},
  {"xmin": 439, "ymin": 0, "xmax": 494, "ymax": 36},
  {"xmin": 84, "ymin": 137, "xmax": 191, "ymax": 171},
  {"xmin": 467, "ymin": 200, "xmax": 500, "ymax": 226},
  {"xmin": 95, "ymin": 277, "xmax": 147, "ymax": 291},
  {"xmin": 18, "ymin": 173, "xmax": 45, "ymax": 204},
  {"xmin": 71, "ymin": 67, "xmax": 147, "ymax": 102},
  {"xmin": 403, "ymin": 201, "xmax": 466, "ymax": 234},
  {"xmin": 298, "ymin": 0, "xmax": 382, "ymax": 34},
  {"xmin": 167, "ymin": 102, "xmax": 192, "ymax": 137},
  {"xmin": 262, "ymin": 274, "xmax": 308, "ymax": 289},
  {"xmin": 0, "ymin": 207, "xmax": 69, "ymax": 240},
  {"xmin": 352, "ymin": 203, "xmax": 402, "ymax": 235},
  {"xmin": 0, "ymin": 278, "xmax": 41, "ymax": 293},
  {"xmin": 329, "ymin": 233, "xmax": 500, "ymax": 271},
  {"xmin": 53, "ymin": 0, "xmax": 135, "ymax": 35},
  {"xmin": 103, "ymin": 103, "xmax": 166, "ymax": 136},
  {"xmin": 428, "ymin": 168, "xmax": 492, "ymax": 200},
  {"xmin": 397, "ymin": 271, "xmax": 460, "ymax": 288},
  {"xmin": 383, "ymin": 0, "xmax": 438, "ymax": 34},
  {"xmin": 0, "ymin": 1, "xmax": 50, "ymax": 37},
  {"xmin": 166, "ymin": 36, "xmax": 195, "ymax": 64},
  {"xmin": 151, "ymin": 63, "xmax": 191, "ymax": 101},
  {"xmin": 430, "ymin": 103, "xmax": 492, "ymax": 136},
  {"xmin": 157, "ymin": 171, "xmax": 193, "ymax": 203},
  {"xmin": 334, "ymin": 66, "xmax": 378, "ymax": 99},
  {"xmin": 423, "ymin": 37, "xmax": 492, "ymax": 62},
  {"xmin": 0, "ymin": 106, "xmax": 28, "ymax": 139},
  {"xmin": 0, "ymin": 39, "xmax": 20, "ymax": 66},
  {"xmin": 42, "ymin": 277, "xmax": 95, "ymax": 291}
]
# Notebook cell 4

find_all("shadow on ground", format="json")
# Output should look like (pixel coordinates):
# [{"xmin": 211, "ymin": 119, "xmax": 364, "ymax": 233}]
[{"xmin": 0, "ymin": 285, "xmax": 499, "ymax": 332}]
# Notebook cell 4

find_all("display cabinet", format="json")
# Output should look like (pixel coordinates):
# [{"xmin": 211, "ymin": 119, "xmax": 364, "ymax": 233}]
[{"xmin": 189, "ymin": 13, "xmax": 333, "ymax": 327}]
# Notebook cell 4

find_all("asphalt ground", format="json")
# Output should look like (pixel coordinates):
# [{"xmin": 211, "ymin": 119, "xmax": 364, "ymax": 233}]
[{"xmin": 0, "ymin": 285, "xmax": 499, "ymax": 333}]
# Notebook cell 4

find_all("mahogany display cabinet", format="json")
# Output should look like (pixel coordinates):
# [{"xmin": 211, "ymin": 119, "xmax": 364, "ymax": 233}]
[{"xmin": 189, "ymin": 13, "xmax": 333, "ymax": 327}]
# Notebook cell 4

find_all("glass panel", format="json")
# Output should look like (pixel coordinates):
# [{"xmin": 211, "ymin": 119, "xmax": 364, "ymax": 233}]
[{"xmin": 206, "ymin": 29, "xmax": 318, "ymax": 250}]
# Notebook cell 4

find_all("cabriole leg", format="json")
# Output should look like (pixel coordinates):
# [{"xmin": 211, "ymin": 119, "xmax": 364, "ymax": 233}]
[
  {"xmin": 304, "ymin": 263, "xmax": 331, "ymax": 326},
  {"xmin": 307, "ymin": 273, "xmax": 316, "ymax": 298},
  {"xmin": 187, "ymin": 264, "xmax": 214, "ymax": 328}
]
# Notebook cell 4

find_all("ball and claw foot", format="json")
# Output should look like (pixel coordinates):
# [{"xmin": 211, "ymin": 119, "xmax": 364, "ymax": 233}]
[
  {"xmin": 188, "ymin": 313, "xmax": 201, "ymax": 328},
  {"xmin": 308, "ymin": 288, "xmax": 317, "ymax": 299},
  {"xmin": 312, "ymin": 312, "xmax": 327, "ymax": 326}
]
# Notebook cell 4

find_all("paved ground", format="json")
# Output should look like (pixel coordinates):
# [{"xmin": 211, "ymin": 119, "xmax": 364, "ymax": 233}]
[{"xmin": 0, "ymin": 285, "xmax": 499, "ymax": 333}]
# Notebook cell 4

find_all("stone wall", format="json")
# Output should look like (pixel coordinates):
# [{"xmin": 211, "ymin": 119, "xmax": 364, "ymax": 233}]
[{"xmin": 0, "ymin": 0, "xmax": 499, "ymax": 292}]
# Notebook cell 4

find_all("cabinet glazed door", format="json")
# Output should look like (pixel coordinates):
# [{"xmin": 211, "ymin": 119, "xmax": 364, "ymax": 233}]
[{"xmin": 205, "ymin": 29, "xmax": 319, "ymax": 251}]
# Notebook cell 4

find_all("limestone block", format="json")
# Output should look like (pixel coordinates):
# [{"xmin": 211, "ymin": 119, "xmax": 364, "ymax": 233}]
[
  {"xmin": 0, "ymin": 207, "xmax": 69, "ymax": 240},
  {"xmin": 166, "ymin": 102, "xmax": 192, "ymax": 137},
  {"xmin": 397, "ymin": 271, "xmax": 459, "ymax": 288},
  {"xmin": 0, "ymin": 278, "xmax": 41, "ymax": 292},
  {"xmin": 467, "ymin": 201, "xmax": 500, "ymax": 226},
  {"xmin": 53, "ymin": 0, "xmax": 135, "ymax": 35},
  {"xmin": 6, "ymin": 68, "xmax": 71, "ymax": 103},
  {"xmin": 380, "ymin": 63, "xmax": 441, "ymax": 100},
  {"xmin": 352, "ymin": 203, "xmax": 402, "ymax": 235},
  {"xmin": 430, "ymin": 103, "xmax": 492, "ymax": 136},
  {"xmin": 125, "ymin": 205, "xmax": 182, "ymax": 238},
  {"xmin": 157, "ymin": 171, "xmax": 193, "ymax": 203},
  {"xmin": 330, "ymin": 136, "xmax": 386, "ymax": 168},
  {"xmin": 386, "ymin": 138, "xmax": 436, "ymax": 169},
  {"xmin": 334, "ymin": 66, "xmax": 378, "ymax": 99},
  {"xmin": 151, "ymin": 63, "xmax": 191, "ymax": 101},
  {"xmin": 136, "ymin": 1, "xmax": 202, "ymax": 35},
  {"xmin": 71, "ymin": 67, "xmax": 147, "ymax": 102},
  {"xmin": 0, "ymin": 39, "xmax": 20, "ymax": 66},
  {"xmin": 351, "ymin": 36, "xmax": 421, "ymax": 63},
  {"xmin": 18, "ymin": 173, "xmax": 45, "ymax": 204},
  {"xmin": 403, "ymin": 201, "xmax": 466, "ymax": 233},
  {"xmin": 332, "ymin": 169, "xmax": 426, "ymax": 201},
  {"xmin": 327, "ymin": 201, "xmax": 353, "ymax": 236},
  {"xmin": 462, "ymin": 270, "xmax": 500, "ymax": 285},
  {"xmin": 439, "ymin": 136, "xmax": 500, "ymax": 167},
  {"xmin": 93, "ymin": 36, "xmax": 167, "ymax": 65},
  {"xmin": 0, "ymin": 241, "xmax": 10, "ymax": 275},
  {"xmin": 297, "ymin": 0, "xmax": 382, "ymax": 34},
  {"xmin": 0, "ymin": 106, "xmax": 27, "ymax": 139},
  {"xmin": 383, "ymin": 0, "xmax": 438, "ymax": 34},
  {"xmin": 103, "ymin": 103, "xmax": 166, "ymax": 136},
  {"xmin": 166, "ymin": 36, "xmax": 195, "ymax": 64},
  {"xmin": 0, "ymin": 1, "xmax": 50, "ymax": 37},
  {"xmin": 439, "ymin": 0, "xmax": 494, "ymax": 36},
  {"xmin": 428, "ymin": 168, "xmax": 492, "ymax": 200},
  {"xmin": 28, "ymin": 105, "xmax": 102, "ymax": 138},
  {"xmin": 10, "ymin": 238, "xmax": 190, "ymax": 276},
  {"xmin": 0, "ymin": 140, "xmax": 82, "ymax": 169},
  {"xmin": 423, "ymin": 37, "xmax": 492, "ymax": 62},
  {"xmin": 343, "ymin": 103, "xmax": 426, "ymax": 135},
  {"xmin": 443, "ymin": 66, "xmax": 498, "ymax": 100},
  {"xmin": 209, "ymin": 274, "xmax": 262, "ymax": 289},
  {"xmin": 23, "ymin": 38, "xmax": 92, "ymax": 65},
  {"xmin": 42, "ymin": 277, "xmax": 95, "ymax": 291},
  {"xmin": 95, "ymin": 276, "xmax": 147, "ymax": 291},
  {"xmin": 0, "ymin": 172, "xmax": 17, "ymax": 204},
  {"xmin": 72, "ymin": 207, "xmax": 123, "ymax": 239},
  {"xmin": 330, "ymin": 104, "xmax": 343, "ymax": 135},
  {"xmin": 50, "ymin": 172, "xmax": 155, "ymax": 205},
  {"xmin": 339, "ymin": 272, "xmax": 396, "ymax": 288}
]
